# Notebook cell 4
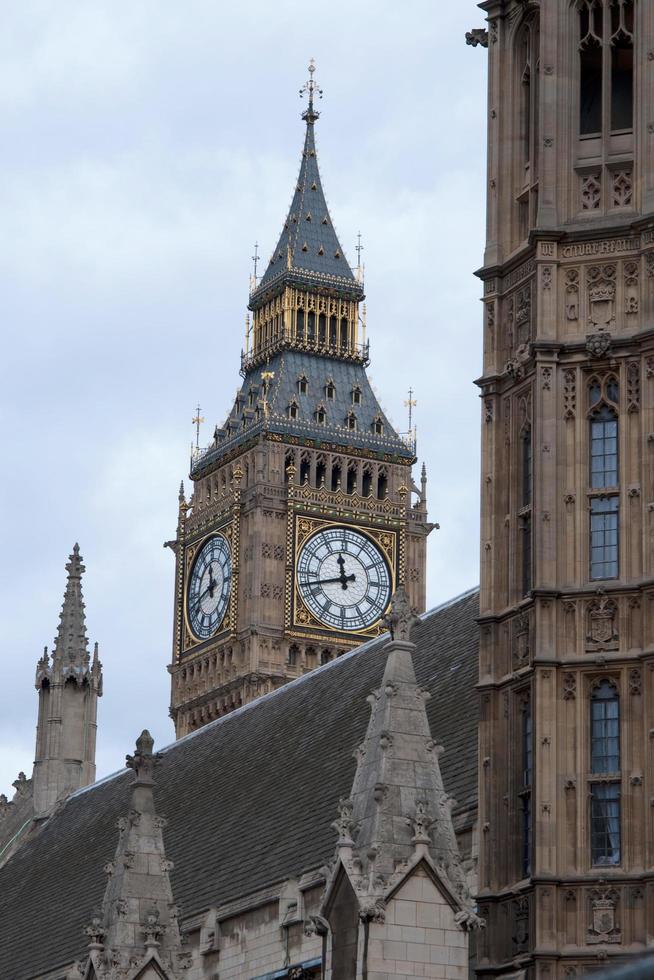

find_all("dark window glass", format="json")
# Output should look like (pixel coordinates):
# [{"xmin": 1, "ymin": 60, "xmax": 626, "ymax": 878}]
[
  {"xmin": 346, "ymin": 468, "xmax": 356, "ymax": 495},
  {"xmin": 377, "ymin": 471, "xmax": 388, "ymax": 499},
  {"xmin": 591, "ymin": 681, "xmax": 620, "ymax": 773},
  {"xmin": 611, "ymin": 0, "xmax": 634, "ymax": 131},
  {"xmin": 580, "ymin": 42, "xmax": 603, "ymax": 135},
  {"xmin": 606, "ymin": 377, "xmax": 619, "ymax": 404},
  {"xmin": 522, "ymin": 429, "xmax": 532, "ymax": 506},
  {"xmin": 591, "ymin": 783, "xmax": 621, "ymax": 865},
  {"xmin": 318, "ymin": 313, "xmax": 326, "ymax": 345},
  {"xmin": 307, "ymin": 311, "xmax": 315, "ymax": 342},
  {"xmin": 590, "ymin": 496, "xmax": 619, "ymax": 579},
  {"xmin": 521, "ymin": 793, "xmax": 532, "ymax": 877},
  {"xmin": 522, "ymin": 514, "xmax": 532, "ymax": 595},
  {"xmin": 362, "ymin": 470, "xmax": 372, "ymax": 496},
  {"xmin": 296, "ymin": 309, "xmax": 305, "ymax": 340},
  {"xmin": 298, "ymin": 377, "xmax": 308, "ymax": 395},
  {"xmin": 590, "ymin": 407, "xmax": 618, "ymax": 488},
  {"xmin": 523, "ymin": 703, "xmax": 533, "ymax": 788}
]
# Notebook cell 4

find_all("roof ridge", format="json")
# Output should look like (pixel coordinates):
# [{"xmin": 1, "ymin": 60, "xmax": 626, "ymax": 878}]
[{"xmin": 69, "ymin": 587, "xmax": 480, "ymax": 802}]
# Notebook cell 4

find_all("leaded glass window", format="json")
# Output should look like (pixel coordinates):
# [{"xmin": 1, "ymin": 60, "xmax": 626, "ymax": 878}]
[
  {"xmin": 522, "ymin": 428, "xmax": 532, "ymax": 506},
  {"xmin": 591, "ymin": 680, "xmax": 620, "ymax": 773},
  {"xmin": 591, "ymin": 783, "xmax": 621, "ymax": 865},
  {"xmin": 590, "ymin": 406, "xmax": 618, "ymax": 488},
  {"xmin": 520, "ymin": 698, "xmax": 533, "ymax": 878},
  {"xmin": 522, "ymin": 514, "xmax": 532, "ymax": 596},
  {"xmin": 590, "ymin": 496, "xmax": 619, "ymax": 579}
]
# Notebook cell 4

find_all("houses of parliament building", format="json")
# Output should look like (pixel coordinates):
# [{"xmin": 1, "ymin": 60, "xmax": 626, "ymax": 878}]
[{"xmin": 2, "ymin": 2, "xmax": 654, "ymax": 978}]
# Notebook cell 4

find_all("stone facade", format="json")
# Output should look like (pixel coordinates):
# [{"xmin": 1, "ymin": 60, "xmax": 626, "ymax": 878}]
[{"xmin": 473, "ymin": 0, "xmax": 654, "ymax": 975}]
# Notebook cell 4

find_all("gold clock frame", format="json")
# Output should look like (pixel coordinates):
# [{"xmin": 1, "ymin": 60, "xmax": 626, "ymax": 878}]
[
  {"xmin": 182, "ymin": 523, "xmax": 235, "ymax": 653},
  {"xmin": 286, "ymin": 514, "xmax": 398, "ymax": 640}
]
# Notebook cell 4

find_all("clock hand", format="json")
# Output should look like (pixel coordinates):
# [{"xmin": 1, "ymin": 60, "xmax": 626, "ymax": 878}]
[
  {"xmin": 306, "ymin": 574, "xmax": 356, "ymax": 586},
  {"xmin": 208, "ymin": 564, "xmax": 216, "ymax": 598}
]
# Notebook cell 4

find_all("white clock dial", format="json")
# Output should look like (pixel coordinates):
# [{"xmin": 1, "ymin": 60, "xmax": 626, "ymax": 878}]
[
  {"xmin": 297, "ymin": 526, "xmax": 392, "ymax": 631},
  {"xmin": 187, "ymin": 534, "xmax": 232, "ymax": 640}
]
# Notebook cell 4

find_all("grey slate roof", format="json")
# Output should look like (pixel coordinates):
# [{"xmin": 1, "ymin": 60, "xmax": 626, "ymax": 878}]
[
  {"xmin": 192, "ymin": 349, "xmax": 413, "ymax": 477},
  {"xmin": 253, "ymin": 113, "xmax": 359, "ymax": 300},
  {"xmin": 0, "ymin": 588, "xmax": 479, "ymax": 980}
]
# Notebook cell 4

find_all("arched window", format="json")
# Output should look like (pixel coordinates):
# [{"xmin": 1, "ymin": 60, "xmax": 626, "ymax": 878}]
[
  {"xmin": 362, "ymin": 467, "xmax": 372, "ymax": 497},
  {"xmin": 345, "ymin": 412, "xmax": 357, "ymax": 431},
  {"xmin": 578, "ymin": 0, "xmax": 634, "ymax": 137},
  {"xmin": 325, "ymin": 380, "xmax": 336, "ymax": 400},
  {"xmin": 352, "ymin": 386, "xmax": 362, "ymax": 406},
  {"xmin": 299, "ymin": 456, "xmax": 311, "ymax": 485},
  {"xmin": 298, "ymin": 375, "xmax": 308, "ymax": 395},
  {"xmin": 519, "ymin": 695, "xmax": 533, "ymax": 877},
  {"xmin": 287, "ymin": 400, "xmax": 299, "ymax": 420},
  {"xmin": 331, "ymin": 460, "xmax": 342, "ymax": 491},
  {"xmin": 296, "ymin": 309, "xmax": 305, "ymax": 341},
  {"xmin": 346, "ymin": 464, "xmax": 357, "ymax": 495},
  {"xmin": 590, "ymin": 679, "xmax": 621, "ymax": 866},
  {"xmin": 377, "ymin": 468, "xmax": 388, "ymax": 500},
  {"xmin": 315, "ymin": 405, "xmax": 326, "ymax": 425},
  {"xmin": 287, "ymin": 644, "xmax": 299, "ymax": 667},
  {"xmin": 316, "ymin": 458, "xmax": 326, "ymax": 488},
  {"xmin": 588, "ymin": 377, "xmax": 620, "ymax": 579}
]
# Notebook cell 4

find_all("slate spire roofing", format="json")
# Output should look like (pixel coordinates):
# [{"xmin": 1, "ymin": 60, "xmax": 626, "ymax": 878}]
[
  {"xmin": 251, "ymin": 61, "xmax": 363, "ymax": 303},
  {"xmin": 53, "ymin": 543, "xmax": 90, "ymax": 670},
  {"xmin": 83, "ymin": 731, "xmax": 188, "ymax": 980}
]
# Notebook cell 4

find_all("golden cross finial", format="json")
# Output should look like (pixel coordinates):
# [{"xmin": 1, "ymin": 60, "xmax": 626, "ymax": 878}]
[
  {"xmin": 192, "ymin": 403, "xmax": 205, "ymax": 449},
  {"xmin": 404, "ymin": 388, "xmax": 417, "ymax": 433},
  {"xmin": 299, "ymin": 58, "xmax": 322, "ymax": 120}
]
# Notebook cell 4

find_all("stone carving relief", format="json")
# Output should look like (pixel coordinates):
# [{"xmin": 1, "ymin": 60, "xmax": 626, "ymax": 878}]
[
  {"xmin": 565, "ymin": 269, "xmax": 580, "ymax": 321},
  {"xmin": 629, "ymin": 668, "xmax": 642, "ymax": 696},
  {"xmin": 587, "ymin": 887, "xmax": 621, "ymax": 945},
  {"xmin": 512, "ymin": 613, "xmax": 531, "ymax": 670},
  {"xmin": 627, "ymin": 361, "xmax": 640, "ymax": 413},
  {"xmin": 582, "ymin": 172, "xmax": 601, "ymax": 211},
  {"xmin": 586, "ymin": 331, "xmax": 612, "ymax": 359},
  {"xmin": 563, "ymin": 369, "xmax": 577, "ymax": 420},
  {"xmin": 512, "ymin": 896, "xmax": 530, "ymax": 954},
  {"xmin": 587, "ymin": 264, "xmax": 617, "ymax": 329},
  {"xmin": 515, "ymin": 283, "xmax": 532, "ymax": 348},
  {"xmin": 586, "ymin": 592, "xmax": 619, "ymax": 651},
  {"xmin": 624, "ymin": 261, "xmax": 639, "ymax": 315},
  {"xmin": 612, "ymin": 170, "xmax": 633, "ymax": 209},
  {"xmin": 563, "ymin": 673, "xmax": 577, "ymax": 701}
]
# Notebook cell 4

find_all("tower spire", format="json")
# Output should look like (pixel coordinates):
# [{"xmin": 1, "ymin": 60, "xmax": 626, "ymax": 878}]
[
  {"xmin": 52, "ymin": 543, "xmax": 89, "ymax": 670},
  {"xmin": 33, "ymin": 545, "xmax": 102, "ymax": 817}
]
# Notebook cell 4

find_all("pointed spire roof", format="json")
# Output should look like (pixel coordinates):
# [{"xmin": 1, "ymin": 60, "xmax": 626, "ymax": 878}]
[
  {"xmin": 251, "ymin": 61, "xmax": 363, "ymax": 304},
  {"xmin": 83, "ymin": 731, "xmax": 188, "ymax": 979},
  {"xmin": 321, "ymin": 588, "xmax": 480, "ymax": 925},
  {"xmin": 52, "ymin": 544, "xmax": 90, "ymax": 670}
]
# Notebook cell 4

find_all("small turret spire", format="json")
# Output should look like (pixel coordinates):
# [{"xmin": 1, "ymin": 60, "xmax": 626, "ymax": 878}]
[
  {"xmin": 82, "ymin": 731, "xmax": 188, "ymax": 979},
  {"xmin": 52, "ymin": 544, "xmax": 89, "ymax": 669}
]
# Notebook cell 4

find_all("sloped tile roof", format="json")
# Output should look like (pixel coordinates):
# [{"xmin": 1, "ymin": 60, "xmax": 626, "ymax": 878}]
[{"xmin": 0, "ymin": 588, "xmax": 479, "ymax": 980}]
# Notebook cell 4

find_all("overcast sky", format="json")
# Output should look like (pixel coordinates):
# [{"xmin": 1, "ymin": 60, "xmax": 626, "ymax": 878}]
[{"xmin": 0, "ymin": 1, "xmax": 488, "ymax": 794}]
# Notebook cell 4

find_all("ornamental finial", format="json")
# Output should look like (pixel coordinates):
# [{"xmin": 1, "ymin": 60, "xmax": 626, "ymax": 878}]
[{"xmin": 299, "ymin": 58, "xmax": 322, "ymax": 122}]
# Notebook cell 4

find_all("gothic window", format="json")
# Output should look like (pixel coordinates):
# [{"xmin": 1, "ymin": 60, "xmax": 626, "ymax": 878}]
[
  {"xmin": 520, "ymin": 697, "xmax": 533, "ymax": 878},
  {"xmin": 362, "ymin": 466, "xmax": 372, "ymax": 497},
  {"xmin": 590, "ymin": 497, "xmax": 619, "ymax": 579},
  {"xmin": 589, "ymin": 678, "xmax": 622, "ymax": 866},
  {"xmin": 514, "ymin": 15, "xmax": 540, "ymax": 243},
  {"xmin": 331, "ymin": 460, "xmax": 342, "ymax": 491},
  {"xmin": 339, "ymin": 318, "xmax": 348, "ymax": 348},
  {"xmin": 345, "ymin": 412, "xmax": 357, "ymax": 431},
  {"xmin": 377, "ymin": 467, "xmax": 388, "ymax": 500},
  {"xmin": 521, "ymin": 514, "xmax": 532, "ymax": 596},
  {"xmin": 316, "ymin": 458, "xmax": 326, "ymax": 488},
  {"xmin": 588, "ymin": 377, "xmax": 620, "ymax": 579},
  {"xmin": 590, "ymin": 406, "xmax": 618, "ymax": 488},
  {"xmin": 325, "ymin": 380, "xmax": 336, "ymax": 400},
  {"xmin": 590, "ymin": 680, "xmax": 620, "ymax": 773},
  {"xmin": 521, "ymin": 427, "xmax": 532, "ymax": 507},
  {"xmin": 315, "ymin": 406, "xmax": 326, "ymax": 425},
  {"xmin": 318, "ymin": 312, "xmax": 326, "ymax": 345},
  {"xmin": 288, "ymin": 400, "xmax": 299, "ymax": 420},
  {"xmin": 298, "ymin": 375, "xmax": 308, "ymax": 395},
  {"xmin": 299, "ymin": 457, "xmax": 311, "ymax": 485},
  {"xmin": 296, "ymin": 309, "xmax": 305, "ymax": 341},
  {"xmin": 287, "ymin": 644, "xmax": 299, "ymax": 667},
  {"xmin": 372, "ymin": 416, "xmax": 384, "ymax": 436},
  {"xmin": 346, "ymin": 464, "xmax": 357, "ymax": 495},
  {"xmin": 591, "ymin": 783, "xmax": 621, "ymax": 864},
  {"xmin": 578, "ymin": 0, "xmax": 634, "ymax": 137},
  {"xmin": 307, "ymin": 311, "xmax": 315, "ymax": 342},
  {"xmin": 320, "ymin": 649, "xmax": 332, "ymax": 665},
  {"xmin": 329, "ymin": 314, "xmax": 337, "ymax": 347},
  {"xmin": 351, "ymin": 386, "xmax": 362, "ymax": 406}
]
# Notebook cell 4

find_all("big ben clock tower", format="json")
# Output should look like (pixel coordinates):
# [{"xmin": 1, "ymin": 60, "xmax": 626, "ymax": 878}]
[{"xmin": 168, "ymin": 63, "xmax": 432, "ymax": 738}]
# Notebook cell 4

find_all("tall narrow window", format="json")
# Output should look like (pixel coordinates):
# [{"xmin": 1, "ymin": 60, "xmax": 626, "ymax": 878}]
[
  {"xmin": 579, "ymin": 1, "xmax": 604, "ymax": 135},
  {"xmin": 590, "ymin": 496, "xmax": 619, "ymax": 579},
  {"xmin": 591, "ymin": 680, "xmax": 620, "ymax": 773},
  {"xmin": 522, "ymin": 428, "xmax": 532, "ymax": 507},
  {"xmin": 591, "ymin": 783, "xmax": 621, "ymax": 865},
  {"xmin": 519, "ymin": 697, "xmax": 533, "ymax": 878},
  {"xmin": 522, "ymin": 515, "xmax": 532, "ymax": 595},
  {"xmin": 610, "ymin": 0, "xmax": 634, "ymax": 132},
  {"xmin": 590, "ymin": 405, "xmax": 618, "ymax": 488}
]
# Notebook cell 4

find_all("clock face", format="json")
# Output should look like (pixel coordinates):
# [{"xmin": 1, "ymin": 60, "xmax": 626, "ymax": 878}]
[
  {"xmin": 187, "ymin": 534, "xmax": 232, "ymax": 640},
  {"xmin": 297, "ymin": 526, "xmax": 392, "ymax": 632}
]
